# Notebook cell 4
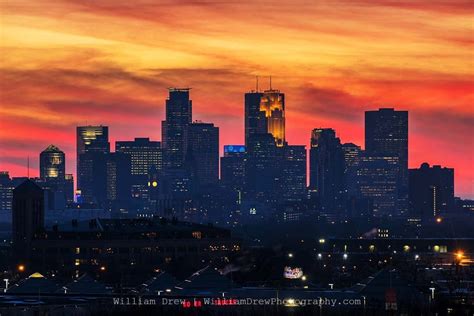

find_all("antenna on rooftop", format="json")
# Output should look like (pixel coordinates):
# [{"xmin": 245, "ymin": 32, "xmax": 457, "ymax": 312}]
[
  {"xmin": 27, "ymin": 156, "xmax": 30, "ymax": 178},
  {"xmin": 269, "ymin": 76, "xmax": 272, "ymax": 90},
  {"xmin": 256, "ymin": 76, "xmax": 259, "ymax": 92}
]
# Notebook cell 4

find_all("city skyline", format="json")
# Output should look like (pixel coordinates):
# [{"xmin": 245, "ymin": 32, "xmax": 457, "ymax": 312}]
[
  {"xmin": 0, "ymin": 0, "xmax": 472, "ymax": 198},
  {"xmin": 0, "ymin": 87, "xmax": 471, "ymax": 198}
]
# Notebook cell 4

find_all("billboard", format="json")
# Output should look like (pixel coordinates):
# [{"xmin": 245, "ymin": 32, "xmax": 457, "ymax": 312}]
[{"xmin": 283, "ymin": 266, "xmax": 303, "ymax": 279}]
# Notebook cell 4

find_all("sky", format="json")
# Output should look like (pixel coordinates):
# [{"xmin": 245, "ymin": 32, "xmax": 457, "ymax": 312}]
[{"xmin": 0, "ymin": 0, "xmax": 473, "ymax": 198}]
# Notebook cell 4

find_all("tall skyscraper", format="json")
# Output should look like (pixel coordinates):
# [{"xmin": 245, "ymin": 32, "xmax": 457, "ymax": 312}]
[
  {"xmin": 116, "ymin": 138, "xmax": 163, "ymax": 206},
  {"xmin": 365, "ymin": 108, "xmax": 408, "ymax": 216},
  {"xmin": 187, "ymin": 122, "xmax": 219, "ymax": 187},
  {"xmin": 342, "ymin": 143, "xmax": 362, "ymax": 197},
  {"xmin": 105, "ymin": 152, "xmax": 132, "ymax": 211},
  {"xmin": 162, "ymin": 88, "xmax": 192, "ymax": 169},
  {"xmin": 282, "ymin": 145, "xmax": 307, "ymax": 201},
  {"xmin": 244, "ymin": 133, "xmax": 279, "ymax": 205},
  {"xmin": 77, "ymin": 126, "xmax": 110, "ymax": 203},
  {"xmin": 309, "ymin": 128, "xmax": 345, "ymax": 220},
  {"xmin": 356, "ymin": 154, "xmax": 399, "ymax": 218},
  {"xmin": 245, "ymin": 89, "xmax": 285, "ymax": 147},
  {"xmin": 221, "ymin": 145, "xmax": 246, "ymax": 193},
  {"xmin": 409, "ymin": 163, "xmax": 454, "ymax": 219}
]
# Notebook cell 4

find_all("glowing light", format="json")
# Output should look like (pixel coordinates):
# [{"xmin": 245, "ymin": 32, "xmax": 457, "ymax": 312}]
[
  {"xmin": 152, "ymin": 181, "xmax": 158, "ymax": 187},
  {"xmin": 436, "ymin": 217, "xmax": 442, "ymax": 223},
  {"xmin": 319, "ymin": 239, "xmax": 325, "ymax": 244},
  {"xmin": 455, "ymin": 251, "xmax": 464, "ymax": 261},
  {"xmin": 301, "ymin": 275, "xmax": 307, "ymax": 281},
  {"xmin": 100, "ymin": 266, "xmax": 106, "ymax": 271},
  {"xmin": 17, "ymin": 264, "xmax": 25, "ymax": 272},
  {"xmin": 288, "ymin": 253, "xmax": 293, "ymax": 258}
]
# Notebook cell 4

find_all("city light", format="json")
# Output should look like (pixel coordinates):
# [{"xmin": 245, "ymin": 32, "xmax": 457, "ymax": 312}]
[
  {"xmin": 455, "ymin": 251, "xmax": 464, "ymax": 261},
  {"xmin": 301, "ymin": 275, "xmax": 307, "ymax": 281},
  {"xmin": 17, "ymin": 264, "xmax": 25, "ymax": 272},
  {"xmin": 288, "ymin": 253, "xmax": 293, "ymax": 258},
  {"xmin": 343, "ymin": 253, "xmax": 348, "ymax": 260},
  {"xmin": 319, "ymin": 239, "xmax": 326, "ymax": 244},
  {"xmin": 436, "ymin": 217, "xmax": 442, "ymax": 223},
  {"xmin": 100, "ymin": 266, "xmax": 106, "ymax": 271}
]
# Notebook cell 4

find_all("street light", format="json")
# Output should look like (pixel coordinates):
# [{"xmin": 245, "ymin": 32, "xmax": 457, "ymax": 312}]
[
  {"xmin": 288, "ymin": 253, "xmax": 293, "ymax": 258},
  {"xmin": 301, "ymin": 276, "xmax": 307, "ymax": 281},
  {"xmin": 343, "ymin": 253, "xmax": 348, "ymax": 260},
  {"xmin": 17, "ymin": 264, "xmax": 25, "ymax": 272}
]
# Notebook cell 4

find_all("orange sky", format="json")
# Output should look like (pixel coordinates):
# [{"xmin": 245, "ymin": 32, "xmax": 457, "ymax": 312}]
[{"xmin": 0, "ymin": 0, "xmax": 473, "ymax": 198}]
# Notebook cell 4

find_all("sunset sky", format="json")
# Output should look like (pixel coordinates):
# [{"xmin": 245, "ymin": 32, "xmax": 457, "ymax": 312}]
[{"xmin": 0, "ymin": 0, "xmax": 473, "ymax": 197}]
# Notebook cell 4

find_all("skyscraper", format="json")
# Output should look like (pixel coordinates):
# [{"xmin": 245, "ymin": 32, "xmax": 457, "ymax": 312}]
[
  {"xmin": 39, "ymin": 145, "xmax": 71, "ymax": 209},
  {"xmin": 221, "ymin": 145, "xmax": 246, "ymax": 193},
  {"xmin": 244, "ymin": 133, "xmax": 279, "ymax": 205},
  {"xmin": 187, "ymin": 122, "xmax": 219, "ymax": 187},
  {"xmin": 356, "ymin": 154, "xmax": 399, "ymax": 218},
  {"xmin": 342, "ymin": 143, "xmax": 362, "ymax": 197},
  {"xmin": 40, "ymin": 145, "xmax": 65, "ymax": 180},
  {"xmin": 282, "ymin": 145, "xmax": 307, "ymax": 201},
  {"xmin": 116, "ymin": 138, "xmax": 163, "ymax": 206},
  {"xmin": 245, "ymin": 88, "xmax": 285, "ymax": 147},
  {"xmin": 162, "ymin": 88, "xmax": 192, "ymax": 169},
  {"xmin": 77, "ymin": 126, "xmax": 110, "ymax": 203},
  {"xmin": 365, "ymin": 108, "xmax": 408, "ymax": 216},
  {"xmin": 309, "ymin": 128, "xmax": 345, "ymax": 220},
  {"xmin": 105, "ymin": 152, "xmax": 132, "ymax": 212},
  {"xmin": 409, "ymin": 163, "xmax": 454, "ymax": 219}
]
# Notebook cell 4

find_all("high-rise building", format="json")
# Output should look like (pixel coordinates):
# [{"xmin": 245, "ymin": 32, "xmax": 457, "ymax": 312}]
[
  {"xmin": 221, "ymin": 145, "xmax": 246, "ymax": 192},
  {"xmin": 282, "ymin": 145, "xmax": 307, "ymax": 201},
  {"xmin": 244, "ymin": 133, "xmax": 279, "ymax": 205},
  {"xmin": 309, "ymin": 128, "xmax": 345, "ymax": 220},
  {"xmin": 342, "ymin": 143, "xmax": 362, "ymax": 197},
  {"xmin": 245, "ymin": 89, "xmax": 285, "ymax": 147},
  {"xmin": 40, "ymin": 145, "xmax": 65, "ymax": 180},
  {"xmin": 77, "ymin": 126, "xmax": 110, "ymax": 203},
  {"xmin": 39, "ymin": 145, "xmax": 71, "ymax": 209},
  {"xmin": 116, "ymin": 138, "xmax": 163, "ymax": 206},
  {"xmin": 0, "ymin": 171, "xmax": 14, "ymax": 211},
  {"xmin": 187, "ymin": 122, "xmax": 219, "ymax": 187},
  {"xmin": 356, "ymin": 154, "xmax": 399, "ymax": 218},
  {"xmin": 365, "ymin": 108, "xmax": 408, "ymax": 216},
  {"xmin": 162, "ymin": 88, "xmax": 192, "ymax": 169},
  {"xmin": 409, "ymin": 163, "xmax": 454, "ymax": 219},
  {"xmin": 105, "ymin": 152, "xmax": 132, "ymax": 211},
  {"xmin": 12, "ymin": 179, "xmax": 44, "ymax": 260}
]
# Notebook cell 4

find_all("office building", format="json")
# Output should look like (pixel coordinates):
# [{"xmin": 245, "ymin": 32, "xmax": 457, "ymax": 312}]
[
  {"xmin": 162, "ymin": 88, "xmax": 192, "ymax": 169},
  {"xmin": 245, "ymin": 89, "xmax": 285, "ymax": 147},
  {"xmin": 309, "ymin": 128, "xmax": 345, "ymax": 220},
  {"xmin": 365, "ymin": 108, "xmax": 408, "ymax": 216},
  {"xmin": 409, "ymin": 163, "xmax": 454, "ymax": 219},
  {"xmin": 187, "ymin": 122, "xmax": 219, "ymax": 187},
  {"xmin": 356, "ymin": 154, "xmax": 399, "ymax": 218},
  {"xmin": 221, "ymin": 145, "xmax": 246, "ymax": 193},
  {"xmin": 244, "ymin": 133, "xmax": 280, "ymax": 205},
  {"xmin": 282, "ymin": 145, "xmax": 307, "ymax": 201},
  {"xmin": 76, "ymin": 126, "xmax": 110, "ymax": 203},
  {"xmin": 116, "ymin": 138, "xmax": 163, "ymax": 206}
]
